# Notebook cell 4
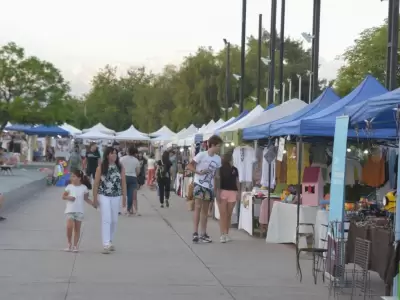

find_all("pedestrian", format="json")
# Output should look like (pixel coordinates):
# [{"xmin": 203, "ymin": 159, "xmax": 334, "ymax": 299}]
[
  {"xmin": 186, "ymin": 135, "xmax": 222, "ymax": 243},
  {"xmin": 86, "ymin": 143, "xmax": 100, "ymax": 182},
  {"xmin": 156, "ymin": 151, "xmax": 172, "ymax": 208},
  {"xmin": 68, "ymin": 145, "xmax": 82, "ymax": 173},
  {"xmin": 137, "ymin": 153, "xmax": 147, "ymax": 188},
  {"xmin": 146, "ymin": 153, "xmax": 156, "ymax": 186},
  {"xmin": 93, "ymin": 147, "xmax": 127, "ymax": 254},
  {"xmin": 120, "ymin": 145, "xmax": 140, "ymax": 215},
  {"xmin": 217, "ymin": 153, "xmax": 239, "ymax": 243},
  {"xmin": 62, "ymin": 170, "xmax": 93, "ymax": 252}
]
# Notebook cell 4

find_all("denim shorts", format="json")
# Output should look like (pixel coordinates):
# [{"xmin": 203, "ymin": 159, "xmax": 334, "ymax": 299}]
[{"xmin": 66, "ymin": 212, "xmax": 84, "ymax": 221}]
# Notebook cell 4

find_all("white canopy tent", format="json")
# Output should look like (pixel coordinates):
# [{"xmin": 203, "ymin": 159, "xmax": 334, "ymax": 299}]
[
  {"xmin": 219, "ymin": 105, "xmax": 264, "ymax": 132},
  {"xmin": 203, "ymin": 117, "xmax": 235, "ymax": 140},
  {"xmin": 78, "ymin": 129, "xmax": 114, "ymax": 140},
  {"xmin": 60, "ymin": 123, "xmax": 82, "ymax": 135},
  {"xmin": 184, "ymin": 119, "xmax": 225, "ymax": 145},
  {"xmin": 117, "ymin": 125, "xmax": 147, "ymax": 137},
  {"xmin": 242, "ymin": 99, "xmax": 307, "ymax": 129},
  {"xmin": 150, "ymin": 126, "xmax": 175, "ymax": 137},
  {"xmin": 176, "ymin": 124, "xmax": 198, "ymax": 146},
  {"xmin": 82, "ymin": 123, "xmax": 115, "ymax": 134},
  {"xmin": 114, "ymin": 126, "xmax": 150, "ymax": 141}
]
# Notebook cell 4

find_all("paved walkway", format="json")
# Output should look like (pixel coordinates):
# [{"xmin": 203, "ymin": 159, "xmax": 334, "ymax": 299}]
[{"xmin": 0, "ymin": 186, "xmax": 383, "ymax": 299}]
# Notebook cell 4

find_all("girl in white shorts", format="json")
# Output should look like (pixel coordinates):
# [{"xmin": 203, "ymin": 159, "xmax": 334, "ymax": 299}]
[{"xmin": 62, "ymin": 170, "xmax": 93, "ymax": 252}]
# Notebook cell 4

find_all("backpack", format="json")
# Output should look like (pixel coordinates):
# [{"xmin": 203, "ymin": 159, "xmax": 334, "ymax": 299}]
[{"xmin": 157, "ymin": 163, "xmax": 169, "ymax": 181}]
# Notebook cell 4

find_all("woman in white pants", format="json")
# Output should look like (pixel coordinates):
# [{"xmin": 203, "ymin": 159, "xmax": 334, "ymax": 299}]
[{"xmin": 93, "ymin": 147, "xmax": 127, "ymax": 254}]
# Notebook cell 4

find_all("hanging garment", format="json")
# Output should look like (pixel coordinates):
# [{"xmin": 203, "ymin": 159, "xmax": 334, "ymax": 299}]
[
  {"xmin": 232, "ymin": 146, "xmax": 256, "ymax": 182},
  {"xmin": 275, "ymin": 151, "xmax": 287, "ymax": 184},
  {"xmin": 361, "ymin": 153, "xmax": 385, "ymax": 188},
  {"xmin": 327, "ymin": 158, "xmax": 362, "ymax": 186},
  {"xmin": 260, "ymin": 147, "xmax": 276, "ymax": 188},
  {"xmin": 286, "ymin": 143, "xmax": 310, "ymax": 185}
]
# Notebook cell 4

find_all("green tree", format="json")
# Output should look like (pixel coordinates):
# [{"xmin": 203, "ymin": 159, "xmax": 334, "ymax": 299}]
[
  {"xmin": 0, "ymin": 42, "xmax": 70, "ymax": 132},
  {"xmin": 73, "ymin": 33, "xmax": 319, "ymax": 133},
  {"xmin": 335, "ymin": 19, "xmax": 389, "ymax": 96}
]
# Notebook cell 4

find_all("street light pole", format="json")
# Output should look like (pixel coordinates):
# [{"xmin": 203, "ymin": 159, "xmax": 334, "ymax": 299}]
[
  {"xmin": 389, "ymin": 0, "xmax": 399, "ymax": 91},
  {"xmin": 311, "ymin": 0, "xmax": 321, "ymax": 99},
  {"xmin": 264, "ymin": 88, "xmax": 269, "ymax": 107},
  {"xmin": 282, "ymin": 82, "xmax": 286, "ymax": 103},
  {"xmin": 256, "ymin": 14, "xmax": 262, "ymax": 105},
  {"xmin": 278, "ymin": 0, "xmax": 286, "ymax": 103},
  {"xmin": 268, "ymin": 0, "xmax": 277, "ymax": 106},
  {"xmin": 297, "ymin": 74, "xmax": 302, "ymax": 100},
  {"xmin": 224, "ymin": 39, "xmax": 231, "ymax": 120},
  {"xmin": 240, "ymin": 0, "xmax": 247, "ymax": 112},
  {"xmin": 307, "ymin": 70, "xmax": 313, "ymax": 103},
  {"xmin": 386, "ymin": 0, "xmax": 394, "ymax": 89}
]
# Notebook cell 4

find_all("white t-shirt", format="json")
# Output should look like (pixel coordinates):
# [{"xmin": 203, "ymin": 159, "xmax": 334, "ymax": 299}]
[
  {"xmin": 232, "ymin": 146, "xmax": 256, "ymax": 182},
  {"xmin": 260, "ymin": 148, "xmax": 276, "ymax": 188},
  {"xmin": 193, "ymin": 151, "xmax": 221, "ymax": 190},
  {"xmin": 64, "ymin": 184, "xmax": 89, "ymax": 214},
  {"xmin": 120, "ymin": 155, "xmax": 140, "ymax": 177},
  {"xmin": 147, "ymin": 158, "xmax": 156, "ymax": 170}
]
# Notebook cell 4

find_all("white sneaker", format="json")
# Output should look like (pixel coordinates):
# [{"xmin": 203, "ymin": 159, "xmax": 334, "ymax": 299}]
[
  {"xmin": 109, "ymin": 244, "xmax": 115, "ymax": 251},
  {"xmin": 102, "ymin": 246, "xmax": 110, "ymax": 254},
  {"xmin": 220, "ymin": 235, "xmax": 226, "ymax": 243},
  {"xmin": 225, "ymin": 234, "xmax": 232, "ymax": 242}
]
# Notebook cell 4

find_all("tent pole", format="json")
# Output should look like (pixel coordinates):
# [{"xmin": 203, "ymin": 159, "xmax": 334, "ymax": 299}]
[{"xmin": 296, "ymin": 137, "xmax": 303, "ymax": 242}]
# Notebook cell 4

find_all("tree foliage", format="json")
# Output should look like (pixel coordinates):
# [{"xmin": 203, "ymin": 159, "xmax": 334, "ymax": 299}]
[
  {"xmin": 76, "ymin": 33, "xmax": 315, "ymax": 132},
  {"xmin": 334, "ymin": 20, "xmax": 390, "ymax": 96},
  {"xmin": 0, "ymin": 42, "xmax": 71, "ymax": 131}
]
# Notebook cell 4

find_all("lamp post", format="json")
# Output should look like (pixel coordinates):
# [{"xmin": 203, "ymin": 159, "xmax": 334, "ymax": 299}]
[
  {"xmin": 287, "ymin": 78, "xmax": 292, "ymax": 100},
  {"xmin": 273, "ymin": 88, "xmax": 279, "ymax": 103},
  {"xmin": 233, "ymin": 74, "xmax": 241, "ymax": 108},
  {"xmin": 223, "ymin": 39, "xmax": 231, "ymax": 120},
  {"xmin": 256, "ymin": 14, "xmax": 262, "ymax": 105},
  {"xmin": 240, "ymin": 0, "xmax": 247, "ymax": 112},
  {"xmin": 278, "ymin": 0, "xmax": 286, "ymax": 103},
  {"xmin": 312, "ymin": 0, "xmax": 321, "ymax": 99},
  {"xmin": 264, "ymin": 87, "xmax": 269, "ymax": 107},
  {"xmin": 307, "ymin": 70, "xmax": 313, "ymax": 103},
  {"xmin": 268, "ymin": 0, "xmax": 277, "ymax": 106},
  {"xmin": 282, "ymin": 82, "xmax": 286, "ymax": 103},
  {"xmin": 389, "ymin": 0, "xmax": 399, "ymax": 91},
  {"xmin": 297, "ymin": 74, "xmax": 302, "ymax": 100}
]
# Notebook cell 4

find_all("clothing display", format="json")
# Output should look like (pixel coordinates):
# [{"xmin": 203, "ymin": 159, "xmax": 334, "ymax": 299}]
[
  {"xmin": 286, "ymin": 143, "xmax": 310, "ymax": 185},
  {"xmin": 276, "ymin": 153, "xmax": 287, "ymax": 184},
  {"xmin": 362, "ymin": 153, "xmax": 385, "ymax": 188},
  {"xmin": 327, "ymin": 158, "xmax": 362, "ymax": 186},
  {"xmin": 233, "ymin": 146, "xmax": 256, "ymax": 183},
  {"xmin": 389, "ymin": 148, "xmax": 397, "ymax": 189},
  {"xmin": 260, "ymin": 147, "xmax": 276, "ymax": 188}
]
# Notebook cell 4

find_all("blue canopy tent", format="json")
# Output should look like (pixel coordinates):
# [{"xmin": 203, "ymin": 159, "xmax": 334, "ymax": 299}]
[
  {"xmin": 346, "ymin": 87, "xmax": 400, "ymax": 129},
  {"xmin": 269, "ymin": 75, "xmax": 388, "ymax": 137},
  {"xmin": 243, "ymin": 87, "xmax": 340, "ymax": 140},
  {"xmin": 5, "ymin": 124, "xmax": 34, "ymax": 131},
  {"xmin": 24, "ymin": 125, "xmax": 69, "ymax": 137}
]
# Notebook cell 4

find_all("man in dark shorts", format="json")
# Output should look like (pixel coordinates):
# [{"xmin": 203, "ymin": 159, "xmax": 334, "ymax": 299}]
[
  {"xmin": 85, "ymin": 143, "xmax": 100, "ymax": 180},
  {"xmin": 186, "ymin": 135, "xmax": 222, "ymax": 243}
]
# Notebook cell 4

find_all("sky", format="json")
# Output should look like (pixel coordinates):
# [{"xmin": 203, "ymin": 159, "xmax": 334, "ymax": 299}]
[{"xmin": 0, "ymin": 0, "xmax": 389, "ymax": 95}]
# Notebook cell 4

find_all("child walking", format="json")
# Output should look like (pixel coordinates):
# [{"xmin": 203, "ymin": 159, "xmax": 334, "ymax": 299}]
[{"xmin": 62, "ymin": 170, "xmax": 93, "ymax": 252}]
